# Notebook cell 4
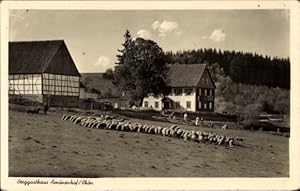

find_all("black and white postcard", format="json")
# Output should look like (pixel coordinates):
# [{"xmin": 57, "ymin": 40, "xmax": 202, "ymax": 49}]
[{"xmin": 1, "ymin": 1, "xmax": 300, "ymax": 190}]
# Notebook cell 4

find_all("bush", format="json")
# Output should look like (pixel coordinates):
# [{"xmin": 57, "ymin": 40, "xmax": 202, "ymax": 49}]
[{"xmin": 242, "ymin": 103, "xmax": 263, "ymax": 125}]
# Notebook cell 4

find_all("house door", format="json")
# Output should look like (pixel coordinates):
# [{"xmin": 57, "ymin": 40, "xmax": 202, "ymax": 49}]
[{"xmin": 163, "ymin": 101, "xmax": 169, "ymax": 109}]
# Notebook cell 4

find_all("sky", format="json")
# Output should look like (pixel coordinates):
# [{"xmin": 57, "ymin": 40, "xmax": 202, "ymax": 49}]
[{"xmin": 9, "ymin": 9, "xmax": 290, "ymax": 73}]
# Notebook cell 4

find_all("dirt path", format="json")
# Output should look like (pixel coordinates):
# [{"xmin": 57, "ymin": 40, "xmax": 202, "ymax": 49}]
[{"xmin": 9, "ymin": 110, "xmax": 289, "ymax": 177}]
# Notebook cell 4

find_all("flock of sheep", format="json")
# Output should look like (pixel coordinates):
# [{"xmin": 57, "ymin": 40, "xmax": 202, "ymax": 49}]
[{"xmin": 62, "ymin": 114, "xmax": 242, "ymax": 147}]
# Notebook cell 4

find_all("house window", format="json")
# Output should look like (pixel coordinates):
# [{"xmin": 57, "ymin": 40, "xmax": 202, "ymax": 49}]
[
  {"xmin": 174, "ymin": 88, "xmax": 182, "ymax": 96},
  {"xmin": 144, "ymin": 101, "xmax": 148, "ymax": 108},
  {"xmin": 155, "ymin": 101, "xmax": 159, "ymax": 109},
  {"xmin": 210, "ymin": 89, "xmax": 213, "ymax": 96},
  {"xmin": 204, "ymin": 89, "xmax": 207, "ymax": 96},
  {"xmin": 185, "ymin": 88, "xmax": 192, "ymax": 95},
  {"xmin": 209, "ymin": 102, "xmax": 213, "ymax": 109},
  {"xmin": 186, "ymin": 101, "xmax": 191, "ymax": 109},
  {"xmin": 204, "ymin": 102, "xmax": 207, "ymax": 109},
  {"xmin": 199, "ymin": 101, "xmax": 202, "ymax": 109}
]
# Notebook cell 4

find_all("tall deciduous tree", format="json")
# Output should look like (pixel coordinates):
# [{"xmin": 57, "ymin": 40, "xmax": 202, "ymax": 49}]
[{"xmin": 114, "ymin": 37, "xmax": 169, "ymax": 106}]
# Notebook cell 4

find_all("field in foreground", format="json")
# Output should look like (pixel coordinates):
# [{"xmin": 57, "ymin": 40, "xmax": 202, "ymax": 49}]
[{"xmin": 9, "ymin": 110, "xmax": 289, "ymax": 177}]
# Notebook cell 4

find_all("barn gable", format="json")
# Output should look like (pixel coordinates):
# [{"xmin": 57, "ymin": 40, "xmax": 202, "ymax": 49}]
[
  {"xmin": 9, "ymin": 40, "xmax": 80, "ymax": 76},
  {"xmin": 44, "ymin": 42, "xmax": 80, "ymax": 76},
  {"xmin": 197, "ymin": 69, "xmax": 216, "ymax": 89},
  {"xmin": 9, "ymin": 40, "xmax": 61, "ymax": 74}
]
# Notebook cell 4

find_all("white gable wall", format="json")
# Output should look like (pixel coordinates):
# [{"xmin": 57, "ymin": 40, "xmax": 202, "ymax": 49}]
[
  {"xmin": 143, "ymin": 87, "xmax": 196, "ymax": 112},
  {"xmin": 168, "ymin": 87, "xmax": 196, "ymax": 112},
  {"xmin": 143, "ymin": 96, "xmax": 163, "ymax": 110}
]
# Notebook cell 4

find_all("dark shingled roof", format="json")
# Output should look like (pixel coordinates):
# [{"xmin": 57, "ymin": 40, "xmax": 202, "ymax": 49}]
[
  {"xmin": 167, "ymin": 64, "xmax": 207, "ymax": 87},
  {"xmin": 9, "ymin": 40, "xmax": 80, "ymax": 76}
]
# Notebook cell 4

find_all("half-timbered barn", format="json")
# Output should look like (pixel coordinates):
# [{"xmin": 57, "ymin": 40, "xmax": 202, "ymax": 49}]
[
  {"xmin": 9, "ymin": 40, "xmax": 80, "ymax": 107},
  {"xmin": 143, "ymin": 64, "xmax": 216, "ymax": 112}
]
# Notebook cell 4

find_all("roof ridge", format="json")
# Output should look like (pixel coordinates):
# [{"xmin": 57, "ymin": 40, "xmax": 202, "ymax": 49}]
[
  {"xmin": 9, "ymin": 40, "xmax": 65, "ymax": 43},
  {"xmin": 41, "ymin": 41, "xmax": 64, "ymax": 73},
  {"xmin": 167, "ymin": 63, "xmax": 208, "ymax": 87},
  {"xmin": 168, "ymin": 63, "xmax": 207, "ymax": 66}
]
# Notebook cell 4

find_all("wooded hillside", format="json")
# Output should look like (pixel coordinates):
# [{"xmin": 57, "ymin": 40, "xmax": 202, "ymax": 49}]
[{"xmin": 165, "ymin": 49, "xmax": 290, "ymax": 89}]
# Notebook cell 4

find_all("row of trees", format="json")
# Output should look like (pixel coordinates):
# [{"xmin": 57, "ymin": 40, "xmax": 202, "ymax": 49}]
[{"xmin": 165, "ymin": 49, "xmax": 290, "ymax": 89}]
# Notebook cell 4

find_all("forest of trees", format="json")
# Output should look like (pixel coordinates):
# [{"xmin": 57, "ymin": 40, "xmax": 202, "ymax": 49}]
[
  {"xmin": 207, "ymin": 63, "xmax": 289, "ymax": 116},
  {"xmin": 165, "ymin": 49, "xmax": 290, "ymax": 89}
]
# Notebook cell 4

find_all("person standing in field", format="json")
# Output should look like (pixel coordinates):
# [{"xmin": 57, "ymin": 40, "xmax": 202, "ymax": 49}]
[
  {"xmin": 195, "ymin": 117, "xmax": 200, "ymax": 125},
  {"xmin": 43, "ymin": 96, "xmax": 49, "ymax": 115},
  {"xmin": 183, "ymin": 113, "xmax": 188, "ymax": 121}
]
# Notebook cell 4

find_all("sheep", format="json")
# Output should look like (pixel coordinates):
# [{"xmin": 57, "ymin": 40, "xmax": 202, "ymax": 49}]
[
  {"xmin": 73, "ymin": 116, "xmax": 82, "ymax": 123},
  {"xmin": 95, "ymin": 122, "xmax": 102, "ymax": 129},
  {"xmin": 178, "ymin": 130, "xmax": 186, "ymax": 138},
  {"xmin": 156, "ymin": 126, "xmax": 162, "ymax": 135},
  {"xmin": 131, "ymin": 123, "xmax": 139, "ymax": 132},
  {"xmin": 156, "ymin": 127, "xmax": 160, "ymax": 134},
  {"xmin": 87, "ymin": 121, "xmax": 94, "ymax": 128},
  {"xmin": 99, "ymin": 121, "xmax": 107, "ymax": 129},
  {"xmin": 146, "ymin": 126, "xmax": 151, "ymax": 134},
  {"xmin": 216, "ymin": 135, "xmax": 225, "ymax": 145},
  {"xmin": 115, "ymin": 123, "xmax": 122, "ymax": 131},
  {"xmin": 83, "ymin": 121, "xmax": 90, "ymax": 128},
  {"xmin": 170, "ymin": 125, "xmax": 177, "ymax": 130},
  {"xmin": 183, "ymin": 131, "xmax": 190, "ymax": 142},
  {"xmin": 128, "ymin": 123, "xmax": 133, "ymax": 131},
  {"xmin": 150, "ymin": 126, "xmax": 157, "ymax": 134},
  {"xmin": 161, "ymin": 128, "xmax": 167, "ymax": 136},
  {"xmin": 229, "ymin": 140, "xmax": 234, "ymax": 147},
  {"xmin": 61, "ymin": 113, "xmax": 241, "ymax": 148},
  {"xmin": 197, "ymin": 133, "xmax": 203, "ymax": 143},
  {"xmin": 74, "ymin": 117, "xmax": 82, "ymax": 124},
  {"xmin": 92, "ymin": 122, "xmax": 99, "ymax": 128},
  {"xmin": 221, "ymin": 124, "xmax": 228, "ymax": 129},
  {"xmin": 224, "ymin": 137, "xmax": 234, "ymax": 147},
  {"xmin": 61, "ymin": 114, "xmax": 67, "ymax": 120},
  {"xmin": 137, "ymin": 125, "xmax": 142, "ymax": 133},
  {"xmin": 68, "ymin": 115, "xmax": 74, "ymax": 121},
  {"xmin": 166, "ymin": 128, "xmax": 172, "ymax": 136},
  {"xmin": 190, "ymin": 130, "xmax": 197, "ymax": 141},
  {"xmin": 120, "ymin": 123, "xmax": 126, "ymax": 131},
  {"xmin": 142, "ymin": 125, "xmax": 147, "ymax": 133},
  {"xmin": 107, "ymin": 123, "xmax": 113, "ymax": 130},
  {"xmin": 143, "ymin": 125, "xmax": 149, "ymax": 133},
  {"xmin": 62, "ymin": 114, "xmax": 71, "ymax": 121},
  {"xmin": 70, "ymin": 115, "xmax": 77, "ymax": 122}
]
